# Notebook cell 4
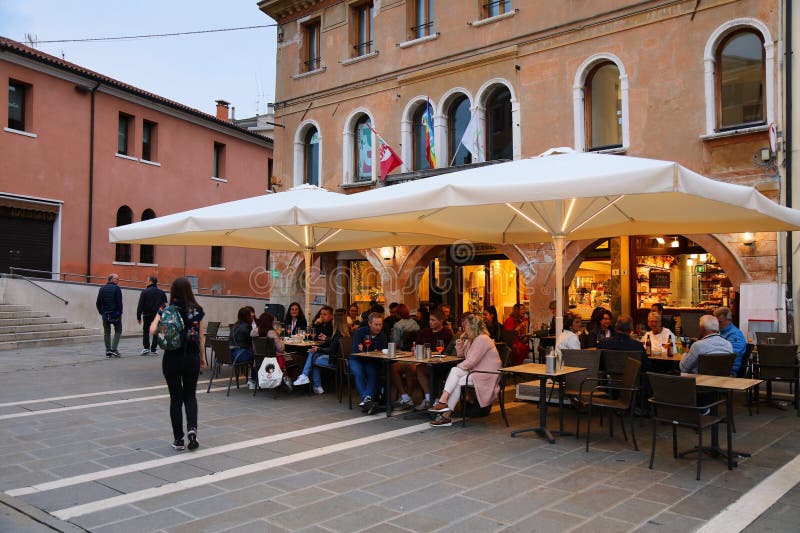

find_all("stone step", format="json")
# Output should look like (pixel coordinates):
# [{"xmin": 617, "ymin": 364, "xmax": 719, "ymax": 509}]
[
  {"xmin": 0, "ymin": 316, "xmax": 68, "ymax": 327},
  {"xmin": 0, "ymin": 334, "xmax": 104, "ymax": 351},
  {"xmin": 0, "ymin": 322, "xmax": 88, "ymax": 334},
  {"xmin": 0, "ymin": 328, "xmax": 101, "ymax": 343},
  {"xmin": 0, "ymin": 311, "xmax": 49, "ymax": 319},
  {"xmin": 0, "ymin": 304, "xmax": 33, "ymax": 312}
]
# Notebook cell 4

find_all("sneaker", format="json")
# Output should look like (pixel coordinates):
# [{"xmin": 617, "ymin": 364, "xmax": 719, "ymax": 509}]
[
  {"xmin": 171, "ymin": 439, "xmax": 185, "ymax": 451},
  {"xmin": 293, "ymin": 374, "xmax": 310, "ymax": 386},
  {"xmin": 247, "ymin": 379, "xmax": 256, "ymax": 390},
  {"xmin": 140, "ymin": 348, "xmax": 151, "ymax": 355},
  {"xmin": 430, "ymin": 414, "xmax": 453, "ymax": 427},
  {"xmin": 187, "ymin": 430, "xmax": 199, "ymax": 450},
  {"xmin": 150, "ymin": 350, "xmax": 159, "ymax": 356},
  {"xmin": 313, "ymin": 386, "xmax": 324, "ymax": 395},
  {"xmin": 414, "ymin": 399, "xmax": 431, "ymax": 411},
  {"xmin": 283, "ymin": 376, "xmax": 293, "ymax": 391},
  {"xmin": 111, "ymin": 350, "xmax": 121, "ymax": 358},
  {"xmin": 359, "ymin": 396, "xmax": 372, "ymax": 411},
  {"xmin": 392, "ymin": 399, "xmax": 414, "ymax": 411},
  {"xmin": 366, "ymin": 400, "xmax": 379, "ymax": 415},
  {"xmin": 105, "ymin": 351, "xmax": 113, "ymax": 358},
  {"xmin": 428, "ymin": 401, "xmax": 450, "ymax": 413}
]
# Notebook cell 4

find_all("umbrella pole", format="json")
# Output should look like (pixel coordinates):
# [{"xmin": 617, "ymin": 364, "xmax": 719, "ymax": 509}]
[
  {"xmin": 304, "ymin": 248, "xmax": 313, "ymax": 321},
  {"xmin": 554, "ymin": 235, "xmax": 565, "ymax": 338}
]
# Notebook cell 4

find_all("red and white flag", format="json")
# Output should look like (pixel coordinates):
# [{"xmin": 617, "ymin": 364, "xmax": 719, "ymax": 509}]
[{"xmin": 369, "ymin": 126, "xmax": 403, "ymax": 181}]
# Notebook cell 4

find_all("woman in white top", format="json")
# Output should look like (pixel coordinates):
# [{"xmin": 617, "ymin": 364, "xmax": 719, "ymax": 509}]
[
  {"xmin": 556, "ymin": 312, "xmax": 583, "ymax": 356},
  {"xmin": 642, "ymin": 312, "xmax": 676, "ymax": 354}
]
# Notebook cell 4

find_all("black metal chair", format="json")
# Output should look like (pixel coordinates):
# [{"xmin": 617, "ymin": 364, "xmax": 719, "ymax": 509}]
[
  {"xmin": 698, "ymin": 353, "xmax": 735, "ymax": 376},
  {"xmin": 338, "ymin": 336, "xmax": 354, "ymax": 408},
  {"xmin": 203, "ymin": 321, "xmax": 221, "ymax": 366},
  {"xmin": 754, "ymin": 332, "xmax": 793, "ymax": 345},
  {"xmin": 575, "ymin": 356, "xmax": 641, "ymax": 452},
  {"xmin": 647, "ymin": 372, "xmax": 730, "ymax": 480},
  {"xmin": 754, "ymin": 344, "xmax": 800, "ymax": 416},
  {"xmin": 460, "ymin": 344, "xmax": 512, "ymax": 427},
  {"xmin": 206, "ymin": 338, "xmax": 253, "ymax": 396}
]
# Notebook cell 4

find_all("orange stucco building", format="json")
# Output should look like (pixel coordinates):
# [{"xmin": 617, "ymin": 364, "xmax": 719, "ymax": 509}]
[
  {"xmin": 1, "ymin": 37, "xmax": 274, "ymax": 296},
  {"xmin": 260, "ymin": 0, "xmax": 784, "ymax": 331}
]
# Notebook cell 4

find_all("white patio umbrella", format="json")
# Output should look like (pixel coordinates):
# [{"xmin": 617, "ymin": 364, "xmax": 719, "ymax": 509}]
[
  {"xmin": 109, "ymin": 184, "xmax": 447, "ymax": 317},
  {"xmin": 305, "ymin": 150, "xmax": 800, "ymax": 336}
]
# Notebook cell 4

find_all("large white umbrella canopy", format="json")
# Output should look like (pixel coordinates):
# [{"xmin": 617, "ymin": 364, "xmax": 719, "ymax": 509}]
[
  {"xmin": 305, "ymin": 150, "xmax": 800, "ymax": 335},
  {"xmin": 109, "ymin": 184, "xmax": 446, "ymax": 316}
]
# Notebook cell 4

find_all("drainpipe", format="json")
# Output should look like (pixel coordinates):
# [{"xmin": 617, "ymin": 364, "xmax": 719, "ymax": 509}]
[
  {"xmin": 86, "ymin": 81, "xmax": 101, "ymax": 282},
  {"xmin": 786, "ymin": 0, "xmax": 793, "ymax": 331}
]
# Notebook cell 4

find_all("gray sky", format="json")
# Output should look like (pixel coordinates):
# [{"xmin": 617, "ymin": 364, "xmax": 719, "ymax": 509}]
[{"xmin": 0, "ymin": 0, "xmax": 277, "ymax": 119}]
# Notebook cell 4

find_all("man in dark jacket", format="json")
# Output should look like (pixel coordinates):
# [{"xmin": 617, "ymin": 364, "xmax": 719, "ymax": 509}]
[
  {"xmin": 96, "ymin": 274, "xmax": 123, "ymax": 358},
  {"xmin": 136, "ymin": 276, "xmax": 167, "ymax": 355}
]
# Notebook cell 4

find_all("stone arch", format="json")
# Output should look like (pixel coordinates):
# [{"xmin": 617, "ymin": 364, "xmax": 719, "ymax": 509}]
[
  {"xmin": 401, "ymin": 95, "xmax": 436, "ymax": 172},
  {"xmin": 437, "ymin": 88, "xmax": 473, "ymax": 167},
  {"xmin": 341, "ymin": 107, "xmax": 376, "ymax": 184},
  {"xmin": 293, "ymin": 119, "xmax": 322, "ymax": 187},
  {"xmin": 572, "ymin": 52, "xmax": 630, "ymax": 152},
  {"xmin": 474, "ymin": 78, "xmax": 521, "ymax": 160}
]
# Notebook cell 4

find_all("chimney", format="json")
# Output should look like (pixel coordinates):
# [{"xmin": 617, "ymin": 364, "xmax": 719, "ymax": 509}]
[{"xmin": 215, "ymin": 99, "xmax": 230, "ymax": 121}]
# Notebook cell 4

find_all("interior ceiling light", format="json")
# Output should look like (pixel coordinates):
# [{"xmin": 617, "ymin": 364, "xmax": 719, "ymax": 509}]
[
  {"xmin": 687, "ymin": 258, "xmax": 694, "ymax": 266},
  {"xmin": 656, "ymin": 237, "xmax": 666, "ymax": 245},
  {"xmin": 670, "ymin": 237, "xmax": 680, "ymax": 248},
  {"xmin": 690, "ymin": 253, "xmax": 698, "ymax": 259},
  {"xmin": 699, "ymin": 253, "xmax": 707, "ymax": 262}
]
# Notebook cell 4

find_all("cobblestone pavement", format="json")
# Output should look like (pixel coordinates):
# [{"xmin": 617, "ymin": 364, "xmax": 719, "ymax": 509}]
[{"xmin": 0, "ymin": 337, "xmax": 798, "ymax": 532}]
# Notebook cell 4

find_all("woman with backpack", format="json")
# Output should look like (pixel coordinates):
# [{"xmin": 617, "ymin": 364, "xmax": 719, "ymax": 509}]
[{"xmin": 149, "ymin": 277, "xmax": 205, "ymax": 451}]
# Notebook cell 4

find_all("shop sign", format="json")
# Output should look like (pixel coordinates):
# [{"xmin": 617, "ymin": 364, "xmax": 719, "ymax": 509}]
[
  {"xmin": 649, "ymin": 270, "xmax": 671, "ymax": 288},
  {"xmin": 271, "ymin": 270, "xmax": 281, "ymax": 278},
  {"xmin": 695, "ymin": 265, "xmax": 706, "ymax": 273}
]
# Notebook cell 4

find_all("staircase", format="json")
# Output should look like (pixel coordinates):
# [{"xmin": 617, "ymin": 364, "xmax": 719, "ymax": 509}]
[{"xmin": 0, "ymin": 304, "xmax": 102, "ymax": 350}]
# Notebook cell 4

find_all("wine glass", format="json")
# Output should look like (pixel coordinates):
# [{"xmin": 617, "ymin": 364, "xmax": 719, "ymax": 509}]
[
  {"xmin": 363, "ymin": 335, "xmax": 373, "ymax": 352},
  {"xmin": 274, "ymin": 322, "xmax": 284, "ymax": 338},
  {"xmin": 435, "ymin": 340, "xmax": 445, "ymax": 354},
  {"xmin": 308, "ymin": 327, "xmax": 315, "ymax": 341}
]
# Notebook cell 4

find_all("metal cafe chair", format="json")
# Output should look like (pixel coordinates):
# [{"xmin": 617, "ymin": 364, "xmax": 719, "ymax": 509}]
[{"xmin": 754, "ymin": 344, "xmax": 800, "ymax": 416}]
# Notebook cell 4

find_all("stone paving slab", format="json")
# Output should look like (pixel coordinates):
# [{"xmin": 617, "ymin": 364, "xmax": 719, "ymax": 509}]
[{"xmin": 1, "ymin": 337, "xmax": 799, "ymax": 532}]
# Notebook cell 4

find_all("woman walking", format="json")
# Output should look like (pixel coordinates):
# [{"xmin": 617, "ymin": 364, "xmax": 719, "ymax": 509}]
[{"xmin": 150, "ymin": 277, "xmax": 205, "ymax": 451}]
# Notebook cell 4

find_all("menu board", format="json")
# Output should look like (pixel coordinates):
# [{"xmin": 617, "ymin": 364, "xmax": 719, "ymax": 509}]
[{"xmin": 649, "ymin": 270, "xmax": 671, "ymax": 289}]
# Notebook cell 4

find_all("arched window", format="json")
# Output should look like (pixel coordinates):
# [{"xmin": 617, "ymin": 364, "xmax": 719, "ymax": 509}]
[
  {"xmin": 448, "ymin": 95, "xmax": 471, "ymax": 166},
  {"xmin": 717, "ymin": 30, "xmax": 765, "ymax": 130},
  {"xmin": 585, "ymin": 62, "xmax": 622, "ymax": 150},
  {"xmin": 485, "ymin": 87, "xmax": 512, "ymax": 161},
  {"xmin": 114, "ymin": 206, "xmax": 133, "ymax": 263},
  {"xmin": 139, "ymin": 209, "xmax": 156, "ymax": 264},
  {"xmin": 412, "ymin": 104, "xmax": 432, "ymax": 171},
  {"xmin": 354, "ymin": 115, "xmax": 373, "ymax": 182},
  {"xmin": 304, "ymin": 127, "xmax": 320, "ymax": 186}
]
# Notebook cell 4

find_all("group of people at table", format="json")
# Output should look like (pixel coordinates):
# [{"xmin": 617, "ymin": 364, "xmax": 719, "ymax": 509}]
[{"xmin": 222, "ymin": 296, "xmax": 748, "ymax": 428}]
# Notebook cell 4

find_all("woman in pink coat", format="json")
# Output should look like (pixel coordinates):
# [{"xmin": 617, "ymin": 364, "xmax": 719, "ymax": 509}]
[{"xmin": 428, "ymin": 315, "xmax": 501, "ymax": 427}]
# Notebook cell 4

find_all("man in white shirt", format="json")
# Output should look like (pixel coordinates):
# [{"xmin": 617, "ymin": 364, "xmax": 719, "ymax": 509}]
[{"xmin": 642, "ymin": 312, "xmax": 676, "ymax": 355}]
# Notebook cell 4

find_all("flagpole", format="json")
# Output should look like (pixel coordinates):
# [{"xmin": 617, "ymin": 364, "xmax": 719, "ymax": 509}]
[{"xmin": 450, "ymin": 140, "xmax": 465, "ymax": 166}]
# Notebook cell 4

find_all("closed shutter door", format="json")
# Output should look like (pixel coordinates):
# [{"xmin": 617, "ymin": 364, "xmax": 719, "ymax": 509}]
[{"xmin": 0, "ymin": 215, "xmax": 54, "ymax": 277}]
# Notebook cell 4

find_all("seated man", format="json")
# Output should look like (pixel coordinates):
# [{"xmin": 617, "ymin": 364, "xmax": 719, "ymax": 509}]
[
  {"xmin": 680, "ymin": 315, "xmax": 732, "ymax": 374},
  {"xmin": 311, "ymin": 305, "xmax": 334, "ymax": 344},
  {"xmin": 642, "ymin": 312, "xmax": 676, "ymax": 355},
  {"xmin": 713, "ymin": 306, "xmax": 747, "ymax": 376},
  {"xmin": 598, "ymin": 315, "xmax": 646, "ymax": 356},
  {"xmin": 350, "ymin": 313, "xmax": 388, "ymax": 414}
]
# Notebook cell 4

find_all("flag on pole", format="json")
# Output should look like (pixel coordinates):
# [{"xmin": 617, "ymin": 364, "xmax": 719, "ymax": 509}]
[
  {"xmin": 423, "ymin": 99, "xmax": 436, "ymax": 168},
  {"xmin": 460, "ymin": 110, "xmax": 483, "ymax": 161},
  {"xmin": 368, "ymin": 125, "xmax": 403, "ymax": 181}
]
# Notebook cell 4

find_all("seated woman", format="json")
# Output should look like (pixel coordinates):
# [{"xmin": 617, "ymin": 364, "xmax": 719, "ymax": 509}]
[
  {"xmin": 503, "ymin": 303, "xmax": 529, "ymax": 365},
  {"xmin": 229, "ymin": 307, "xmax": 257, "ymax": 389},
  {"xmin": 582, "ymin": 308, "xmax": 613, "ymax": 348},
  {"xmin": 427, "ymin": 315, "xmax": 501, "ymax": 427},
  {"xmin": 346, "ymin": 303, "xmax": 361, "ymax": 333},
  {"xmin": 293, "ymin": 308, "xmax": 348, "ymax": 393},
  {"xmin": 556, "ymin": 312, "xmax": 583, "ymax": 356},
  {"xmin": 482, "ymin": 306, "xmax": 503, "ymax": 343},
  {"xmin": 283, "ymin": 302, "xmax": 308, "ymax": 336}
]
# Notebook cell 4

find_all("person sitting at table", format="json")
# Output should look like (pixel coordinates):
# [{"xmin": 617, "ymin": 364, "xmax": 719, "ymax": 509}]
[
  {"xmin": 346, "ymin": 304, "xmax": 361, "ymax": 332},
  {"xmin": 415, "ymin": 305, "xmax": 430, "ymax": 330},
  {"xmin": 641, "ymin": 312, "xmax": 676, "ymax": 355},
  {"xmin": 482, "ymin": 306, "xmax": 503, "ymax": 342},
  {"xmin": 598, "ymin": 315, "xmax": 646, "ymax": 355},
  {"xmin": 556, "ymin": 312, "xmax": 583, "ymax": 356},
  {"xmin": 392, "ymin": 304, "xmax": 420, "ymax": 348},
  {"xmin": 229, "ymin": 307, "xmax": 258, "ymax": 390},
  {"xmin": 254, "ymin": 307, "xmax": 285, "ymax": 352},
  {"xmin": 584, "ymin": 308, "xmax": 614, "ymax": 348},
  {"xmin": 350, "ymin": 313, "xmax": 388, "ymax": 414},
  {"xmin": 312, "ymin": 305, "xmax": 334, "ymax": 342},
  {"xmin": 283, "ymin": 302, "xmax": 308, "ymax": 336},
  {"xmin": 713, "ymin": 307, "xmax": 747, "ymax": 376},
  {"xmin": 651, "ymin": 303, "xmax": 676, "ymax": 334},
  {"xmin": 503, "ymin": 303, "xmax": 529, "ymax": 365},
  {"xmin": 428, "ymin": 315, "xmax": 502, "ymax": 427},
  {"xmin": 410, "ymin": 309, "xmax": 456, "ymax": 411},
  {"xmin": 680, "ymin": 315, "xmax": 732, "ymax": 374},
  {"xmin": 293, "ymin": 308, "xmax": 349, "ymax": 393}
]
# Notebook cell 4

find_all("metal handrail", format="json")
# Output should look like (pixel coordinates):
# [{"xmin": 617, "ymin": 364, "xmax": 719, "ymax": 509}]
[
  {"xmin": 7, "ymin": 267, "xmax": 212, "ymax": 295},
  {"xmin": 5, "ymin": 270, "xmax": 68, "ymax": 305}
]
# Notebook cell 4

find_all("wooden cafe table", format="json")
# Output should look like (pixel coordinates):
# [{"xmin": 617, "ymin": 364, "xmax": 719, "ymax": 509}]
[
  {"xmin": 399, "ymin": 354, "xmax": 463, "ymax": 420},
  {"xmin": 681, "ymin": 373, "xmax": 763, "ymax": 468},
  {"xmin": 500, "ymin": 363, "xmax": 586, "ymax": 443},
  {"xmin": 349, "ymin": 350, "xmax": 414, "ymax": 416}
]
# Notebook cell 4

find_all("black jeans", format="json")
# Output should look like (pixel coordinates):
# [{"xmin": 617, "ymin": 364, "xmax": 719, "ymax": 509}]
[
  {"xmin": 162, "ymin": 347, "xmax": 200, "ymax": 441},
  {"xmin": 142, "ymin": 314, "xmax": 158, "ymax": 351}
]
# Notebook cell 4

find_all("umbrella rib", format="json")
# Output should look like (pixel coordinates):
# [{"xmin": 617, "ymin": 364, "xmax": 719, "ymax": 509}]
[
  {"xmin": 528, "ymin": 202, "xmax": 557, "ymax": 234},
  {"xmin": 271, "ymin": 226, "xmax": 302, "ymax": 248},
  {"xmin": 567, "ymin": 195, "xmax": 626, "ymax": 234},
  {"xmin": 418, "ymin": 207, "xmax": 447, "ymax": 220},
  {"xmin": 505, "ymin": 203, "xmax": 551, "ymax": 234},
  {"xmin": 314, "ymin": 228, "xmax": 342, "ymax": 249}
]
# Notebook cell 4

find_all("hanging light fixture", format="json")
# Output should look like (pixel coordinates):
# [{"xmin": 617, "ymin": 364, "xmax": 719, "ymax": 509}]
[
  {"xmin": 690, "ymin": 253, "xmax": 698, "ymax": 259},
  {"xmin": 670, "ymin": 237, "xmax": 680, "ymax": 248},
  {"xmin": 687, "ymin": 258, "xmax": 694, "ymax": 266},
  {"xmin": 656, "ymin": 237, "xmax": 666, "ymax": 245},
  {"xmin": 699, "ymin": 253, "xmax": 707, "ymax": 263}
]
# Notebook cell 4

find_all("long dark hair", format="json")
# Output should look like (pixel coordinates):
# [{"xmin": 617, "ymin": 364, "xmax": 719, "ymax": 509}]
[
  {"xmin": 284, "ymin": 302, "xmax": 306, "ymax": 324},
  {"xmin": 169, "ymin": 277, "xmax": 201, "ymax": 312},
  {"xmin": 485, "ymin": 305, "xmax": 499, "ymax": 325},
  {"xmin": 236, "ymin": 307, "xmax": 251, "ymax": 326}
]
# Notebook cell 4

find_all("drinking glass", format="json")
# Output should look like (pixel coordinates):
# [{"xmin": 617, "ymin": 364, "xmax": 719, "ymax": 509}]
[
  {"xmin": 308, "ymin": 327, "xmax": 316, "ymax": 341},
  {"xmin": 435, "ymin": 340, "xmax": 445, "ymax": 354},
  {"xmin": 297, "ymin": 328, "xmax": 305, "ymax": 340},
  {"xmin": 363, "ymin": 335, "xmax": 373, "ymax": 352},
  {"xmin": 274, "ymin": 322, "xmax": 284, "ymax": 337}
]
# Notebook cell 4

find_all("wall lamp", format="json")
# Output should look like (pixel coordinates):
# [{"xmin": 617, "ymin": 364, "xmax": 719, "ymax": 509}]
[
  {"xmin": 743, "ymin": 232, "xmax": 755, "ymax": 246},
  {"xmin": 380, "ymin": 246, "xmax": 396, "ymax": 261}
]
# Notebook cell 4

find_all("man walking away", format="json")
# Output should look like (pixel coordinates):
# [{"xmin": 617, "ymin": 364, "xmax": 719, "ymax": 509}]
[
  {"xmin": 96, "ymin": 274, "xmax": 123, "ymax": 358},
  {"xmin": 137, "ymin": 276, "xmax": 167, "ymax": 355}
]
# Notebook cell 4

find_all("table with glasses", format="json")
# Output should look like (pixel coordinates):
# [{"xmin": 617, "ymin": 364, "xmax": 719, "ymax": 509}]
[
  {"xmin": 682, "ymin": 373, "xmax": 763, "ymax": 468},
  {"xmin": 500, "ymin": 363, "xmax": 587, "ymax": 443},
  {"xmin": 349, "ymin": 350, "xmax": 414, "ymax": 416},
  {"xmin": 400, "ymin": 354, "xmax": 464, "ymax": 420}
]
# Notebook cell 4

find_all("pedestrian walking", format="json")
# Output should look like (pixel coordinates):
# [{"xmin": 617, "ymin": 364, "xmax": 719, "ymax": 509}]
[
  {"xmin": 136, "ymin": 276, "xmax": 167, "ymax": 355},
  {"xmin": 96, "ymin": 273, "xmax": 123, "ymax": 358},
  {"xmin": 149, "ymin": 277, "xmax": 205, "ymax": 451}
]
